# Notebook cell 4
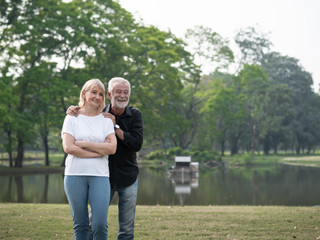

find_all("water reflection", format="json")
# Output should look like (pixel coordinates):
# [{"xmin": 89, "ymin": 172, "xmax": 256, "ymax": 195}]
[
  {"xmin": 1, "ymin": 164, "xmax": 320, "ymax": 206},
  {"xmin": 168, "ymin": 164, "xmax": 199, "ymax": 205},
  {"xmin": 0, "ymin": 174, "xmax": 67, "ymax": 203}
]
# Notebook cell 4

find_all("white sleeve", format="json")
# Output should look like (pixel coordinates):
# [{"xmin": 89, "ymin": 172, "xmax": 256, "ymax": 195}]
[
  {"xmin": 104, "ymin": 118, "xmax": 115, "ymax": 137},
  {"xmin": 61, "ymin": 115, "xmax": 75, "ymax": 138}
]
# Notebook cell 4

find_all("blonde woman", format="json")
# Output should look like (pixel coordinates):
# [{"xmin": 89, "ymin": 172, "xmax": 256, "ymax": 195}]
[{"xmin": 62, "ymin": 79, "xmax": 117, "ymax": 240}]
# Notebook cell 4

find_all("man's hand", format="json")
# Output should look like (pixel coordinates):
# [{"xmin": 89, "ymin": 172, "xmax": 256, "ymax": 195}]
[
  {"xmin": 66, "ymin": 105, "xmax": 80, "ymax": 116},
  {"xmin": 102, "ymin": 112, "xmax": 116, "ymax": 125}
]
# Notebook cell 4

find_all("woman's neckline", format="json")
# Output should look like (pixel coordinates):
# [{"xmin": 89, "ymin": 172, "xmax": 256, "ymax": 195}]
[{"xmin": 78, "ymin": 109, "xmax": 101, "ymax": 117}]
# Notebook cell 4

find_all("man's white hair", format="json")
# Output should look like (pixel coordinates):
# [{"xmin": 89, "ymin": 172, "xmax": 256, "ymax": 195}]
[{"xmin": 108, "ymin": 77, "xmax": 131, "ymax": 95}]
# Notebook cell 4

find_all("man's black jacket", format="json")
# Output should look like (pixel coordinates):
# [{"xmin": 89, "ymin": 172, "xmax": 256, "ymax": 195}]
[{"xmin": 103, "ymin": 104, "xmax": 143, "ymax": 188}]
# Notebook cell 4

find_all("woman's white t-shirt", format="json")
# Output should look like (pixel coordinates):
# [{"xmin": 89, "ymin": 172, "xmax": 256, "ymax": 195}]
[{"xmin": 61, "ymin": 113, "xmax": 114, "ymax": 177}]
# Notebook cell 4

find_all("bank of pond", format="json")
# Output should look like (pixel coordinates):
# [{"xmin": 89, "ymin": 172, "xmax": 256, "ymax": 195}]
[{"xmin": 1, "ymin": 155, "xmax": 320, "ymax": 206}]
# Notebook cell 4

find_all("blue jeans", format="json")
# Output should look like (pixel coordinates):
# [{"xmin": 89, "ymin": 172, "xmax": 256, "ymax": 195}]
[
  {"xmin": 64, "ymin": 176, "xmax": 110, "ymax": 240},
  {"xmin": 111, "ymin": 179, "xmax": 138, "ymax": 240}
]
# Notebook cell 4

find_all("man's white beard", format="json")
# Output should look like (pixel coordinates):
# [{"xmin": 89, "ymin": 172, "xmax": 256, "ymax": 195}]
[{"xmin": 113, "ymin": 98, "xmax": 129, "ymax": 109}]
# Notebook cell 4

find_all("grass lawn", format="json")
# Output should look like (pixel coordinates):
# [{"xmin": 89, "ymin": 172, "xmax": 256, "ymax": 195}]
[
  {"xmin": 0, "ymin": 203, "xmax": 320, "ymax": 240},
  {"xmin": 281, "ymin": 156, "xmax": 320, "ymax": 168}
]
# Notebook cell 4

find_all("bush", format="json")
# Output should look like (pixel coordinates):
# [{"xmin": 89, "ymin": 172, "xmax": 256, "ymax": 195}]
[
  {"xmin": 166, "ymin": 147, "xmax": 190, "ymax": 160},
  {"xmin": 147, "ymin": 147, "xmax": 190, "ymax": 162},
  {"xmin": 191, "ymin": 150, "xmax": 222, "ymax": 163},
  {"xmin": 228, "ymin": 152, "xmax": 254, "ymax": 165},
  {"xmin": 146, "ymin": 148, "xmax": 222, "ymax": 164},
  {"xmin": 146, "ymin": 150, "xmax": 167, "ymax": 161}
]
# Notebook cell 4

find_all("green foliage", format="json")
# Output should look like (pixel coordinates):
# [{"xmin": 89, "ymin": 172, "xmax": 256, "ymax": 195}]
[
  {"xmin": 146, "ymin": 150, "xmax": 167, "ymax": 161},
  {"xmin": 226, "ymin": 153, "xmax": 283, "ymax": 166},
  {"xmin": 0, "ymin": 0, "xmax": 319, "ymax": 167},
  {"xmin": 166, "ymin": 147, "xmax": 189, "ymax": 159},
  {"xmin": 147, "ymin": 147, "xmax": 221, "ymax": 164},
  {"xmin": 190, "ymin": 150, "xmax": 222, "ymax": 163},
  {"xmin": 235, "ymin": 26, "xmax": 272, "ymax": 66},
  {"xmin": 147, "ymin": 147, "xmax": 189, "ymax": 162},
  {"xmin": 185, "ymin": 25, "xmax": 234, "ymax": 71}
]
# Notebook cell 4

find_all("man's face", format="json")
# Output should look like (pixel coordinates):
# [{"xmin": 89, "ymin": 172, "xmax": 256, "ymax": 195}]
[{"xmin": 108, "ymin": 82, "xmax": 130, "ymax": 109}]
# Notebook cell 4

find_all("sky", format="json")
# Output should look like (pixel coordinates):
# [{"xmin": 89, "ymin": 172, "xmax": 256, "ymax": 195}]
[{"xmin": 118, "ymin": 0, "xmax": 320, "ymax": 92}]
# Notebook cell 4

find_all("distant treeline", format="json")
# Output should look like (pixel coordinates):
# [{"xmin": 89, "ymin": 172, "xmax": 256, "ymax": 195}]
[{"xmin": 1, "ymin": 0, "xmax": 318, "ymax": 167}]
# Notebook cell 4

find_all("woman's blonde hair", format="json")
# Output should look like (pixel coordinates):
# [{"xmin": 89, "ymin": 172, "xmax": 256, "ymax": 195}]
[{"xmin": 78, "ymin": 79, "xmax": 106, "ymax": 112}]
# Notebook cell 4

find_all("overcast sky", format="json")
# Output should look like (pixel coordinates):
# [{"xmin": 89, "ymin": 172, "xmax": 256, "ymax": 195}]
[{"xmin": 118, "ymin": 0, "xmax": 320, "ymax": 92}]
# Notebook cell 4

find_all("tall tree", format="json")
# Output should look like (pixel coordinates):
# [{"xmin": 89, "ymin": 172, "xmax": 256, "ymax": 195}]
[
  {"xmin": 0, "ymin": 65, "xmax": 18, "ymax": 166},
  {"xmin": 120, "ymin": 25, "xmax": 200, "ymax": 149},
  {"xmin": 1, "ymin": 0, "xmax": 85, "ymax": 167},
  {"xmin": 177, "ymin": 25, "xmax": 235, "ymax": 150},
  {"xmin": 197, "ymin": 72, "xmax": 246, "ymax": 155},
  {"xmin": 261, "ymin": 52, "xmax": 315, "ymax": 154},
  {"xmin": 235, "ymin": 26, "xmax": 272, "ymax": 69},
  {"xmin": 259, "ymin": 83, "xmax": 294, "ymax": 155},
  {"xmin": 238, "ymin": 64, "xmax": 268, "ymax": 154},
  {"xmin": 0, "ymin": 0, "xmax": 22, "ymax": 53},
  {"xmin": 185, "ymin": 25, "xmax": 234, "ymax": 73}
]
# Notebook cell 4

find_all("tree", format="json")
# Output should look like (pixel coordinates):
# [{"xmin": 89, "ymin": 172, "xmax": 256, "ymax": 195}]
[
  {"xmin": 197, "ymin": 72, "xmax": 246, "ymax": 155},
  {"xmin": 235, "ymin": 26, "xmax": 272, "ymax": 69},
  {"xmin": 6, "ymin": 0, "xmax": 72, "ymax": 167},
  {"xmin": 185, "ymin": 25, "xmax": 234, "ymax": 73},
  {"xmin": 261, "ymin": 52, "xmax": 315, "ymax": 154},
  {"xmin": 27, "ymin": 63, "xmax": 63, "ymax": 166},
  {"xmin": 177, "ymin": 25, "xmax": 235, "ymax": 151},
  {"xmin": 237, "ymin": 64, "xmax": 269, "ymax": 154},
  {"xmin": 0, "ymin": 66, "xmax": 18, "ymax": 166},
  {"xmin": 119, "ymin": 25, "xmax": 200, "ymax": 149},
  {"xmin": 0, "ymin": 0, "xmax": 22, "ymax": 53},
  {"xmin": 0, "ymin": 0, "xmax": 140, "ymax": 166},
  {"xmin": 259, "ymin": 83, "xmax": 294, "ymax": 155}
]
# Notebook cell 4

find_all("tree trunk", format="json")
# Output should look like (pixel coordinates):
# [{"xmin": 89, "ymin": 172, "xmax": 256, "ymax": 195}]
[
  {"xmin": 5, "ymin": 129, "xmax": 13, "ymax": 167},
  {"xmin": 9, "ymin": 151, "xmax": 13, "ymax": 167},
  {"xmin": 42, "ymin": 135, "xmax": 50, "ymax": 166},
  {"xmin": 251, "ymin": 120, "xmax": 258, "ymax": 155},
  {"xmin": 15, "ymin": 137, "xmax": 24, "ymax": 168},
  {"xmin": 295, "ymin": 146, "xmax": 300, "ymax": 154},
  {"xmin": 273, "ymin": 147, "xmax": 278, "ymax": 154},
  {"xmin": 230, "ymin": 137, "xmax": 239, "ymax": 155},
  {"xmin": 263, "ymin": 137, "xmax": 270, "ymax": 155},
  {"xmin": 220, "ymin": 140, "xmax": 225, "ymax": 156}
]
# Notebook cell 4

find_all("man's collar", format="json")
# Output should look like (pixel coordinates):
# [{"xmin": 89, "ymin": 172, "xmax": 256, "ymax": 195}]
[{"xmin": 104, "ymin": 104, "xmax": 132, "ymax": 116}]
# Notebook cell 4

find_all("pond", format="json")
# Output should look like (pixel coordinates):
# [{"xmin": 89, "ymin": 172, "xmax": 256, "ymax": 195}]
[{"xmin": 1, "ymin": 163, "xmax": 320, "ymax": 206}]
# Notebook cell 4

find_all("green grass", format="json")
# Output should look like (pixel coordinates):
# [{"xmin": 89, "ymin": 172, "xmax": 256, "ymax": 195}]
[
  {"xmin": 281, "ymin": 156, "xmax": 320, "ymax": 168},
  {"xmin": 0, "ymin": 203, "xmax": 320, "ymax": 239},
  {"xmin": 223, "ymin": 153, "xmax": 320, "ymax": 168},
  {"xmin": 0, "ymin": 151, "xmax": 65, "ymax": 167}
]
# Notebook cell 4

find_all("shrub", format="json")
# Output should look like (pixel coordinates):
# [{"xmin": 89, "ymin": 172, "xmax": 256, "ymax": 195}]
[
  {"xmin": 191, "ymin": 150, "xmax": 222, "ymax": 163},
  {"xmin": 147, "ymin": 148, "xmax": 222, "ymax": 164},
  {"xmin": 166, "ymin": 147, "xmax": 190, "ymax": 160},
  {"xmin": 146, "ymin": 150, "xmax": 167, "ymax": 161}
]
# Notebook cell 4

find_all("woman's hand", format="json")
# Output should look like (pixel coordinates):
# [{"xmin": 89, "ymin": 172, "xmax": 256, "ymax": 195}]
[
  {"xmin": 74, "ymin": 140, "xmax": 87, "ymax": 149},
  {"xmin": 62, "ymin": 133, "xmax": 103, "ymax": 158}
]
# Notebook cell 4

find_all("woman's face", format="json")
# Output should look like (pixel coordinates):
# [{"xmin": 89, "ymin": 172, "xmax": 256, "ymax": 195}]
[{"xmin": 83, "ymin": 86, "xmax": 105, "ymax": 109}]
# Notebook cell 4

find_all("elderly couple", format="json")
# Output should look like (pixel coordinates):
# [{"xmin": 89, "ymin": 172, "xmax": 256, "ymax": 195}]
[{"xmin": 61, "ymin": 77, "xmax": 143, "ymax": 240}]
